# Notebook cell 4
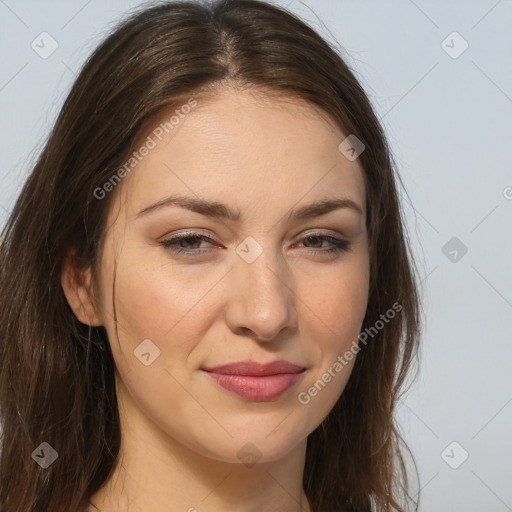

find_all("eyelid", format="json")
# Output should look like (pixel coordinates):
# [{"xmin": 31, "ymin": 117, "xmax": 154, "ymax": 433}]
[
  {"xmin": 161, "ymin": 228, "xmax": 346, "ymax": 244},
  {"xmin": 294, "ymin": 228, "xmax": 346, "ymax": 239},
  {"xmin": 161, "ymin": 228, "xmax": 218, "ymax": 241}
]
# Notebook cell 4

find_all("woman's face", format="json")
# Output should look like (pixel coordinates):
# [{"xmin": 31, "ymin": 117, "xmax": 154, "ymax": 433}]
[{"xmin": 91, "ymin": 87, "xmax": 369, "ymax": 464}]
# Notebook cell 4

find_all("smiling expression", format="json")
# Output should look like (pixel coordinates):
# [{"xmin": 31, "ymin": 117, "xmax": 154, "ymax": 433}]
[{"xmin": 90, "ymin": 86, "xmax": 370, "ymax": 463}]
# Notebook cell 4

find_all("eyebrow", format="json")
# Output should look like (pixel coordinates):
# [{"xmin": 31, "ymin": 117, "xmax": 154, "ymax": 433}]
[{"xmin": 135, "ymin": 195, "xmax": 363, "ymax": 222}]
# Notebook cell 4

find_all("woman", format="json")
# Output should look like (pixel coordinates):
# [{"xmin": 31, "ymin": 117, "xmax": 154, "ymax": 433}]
[{"xmin": 0, "ymin": 0, "xmax": 422, "ymax": 511}]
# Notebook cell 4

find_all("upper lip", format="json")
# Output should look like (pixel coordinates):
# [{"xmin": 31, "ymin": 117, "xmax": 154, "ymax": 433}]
[{"xmin": 202, "ymin": 360, "xmax": 305, "ymax": 376}]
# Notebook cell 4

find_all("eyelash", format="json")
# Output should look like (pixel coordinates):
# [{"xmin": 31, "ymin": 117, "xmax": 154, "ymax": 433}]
[{"xmin": 159, "ymin": 231, "xmax": 350, "ymax": 257}]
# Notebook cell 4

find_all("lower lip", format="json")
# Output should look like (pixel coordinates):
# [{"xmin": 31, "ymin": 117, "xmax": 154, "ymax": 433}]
[{"xmin": 204, "ymin": 371, "xmax": 305, "ymax": 401}]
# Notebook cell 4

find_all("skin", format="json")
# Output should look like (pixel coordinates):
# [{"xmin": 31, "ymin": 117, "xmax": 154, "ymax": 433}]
[{"xmin": 61, "ymin": 86, "xmax": 370, "ymax": 512}]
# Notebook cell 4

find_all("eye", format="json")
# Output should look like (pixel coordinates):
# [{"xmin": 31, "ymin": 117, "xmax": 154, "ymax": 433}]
[
  {"xmin": 159, "ymin": 231, "xmax": 350, "ymax": 257},
  {"xmin": 294, "ymin": 233, "xmax": 350, "ymax": 255},
  {"xmin": 160, "ymin": 232, "xmax": 216, "ymax": 255}
]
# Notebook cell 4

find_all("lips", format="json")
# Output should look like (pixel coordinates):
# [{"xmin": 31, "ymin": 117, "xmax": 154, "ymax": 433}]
[
  {"xmin": 203, "ymin": 360, "xmax": 305, "ymax": 376},
  {"xmin": 202, "ymin": 360, "xmax": 306, "ymax": 401}
]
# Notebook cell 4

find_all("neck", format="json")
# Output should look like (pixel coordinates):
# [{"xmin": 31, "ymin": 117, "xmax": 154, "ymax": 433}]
[{"xmin": 90, "ymin": 377, "xmax": 312, "ymax": 512}]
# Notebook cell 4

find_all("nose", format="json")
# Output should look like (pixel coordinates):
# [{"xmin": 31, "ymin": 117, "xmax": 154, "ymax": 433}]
[{"xmin": 224, "ymin": 247, "xmax": 297, "ymax": 343}]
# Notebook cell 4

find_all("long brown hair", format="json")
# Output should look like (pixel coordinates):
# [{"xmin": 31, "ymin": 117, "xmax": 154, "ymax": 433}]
[{"xmin": 0, "ymin": 1, "xmax": 422, "ymax": 510}]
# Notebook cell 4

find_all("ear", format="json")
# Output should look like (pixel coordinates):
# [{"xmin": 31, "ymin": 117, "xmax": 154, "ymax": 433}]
[{"xmin": 61, "ymin": 249, "xmax": 103, "ymax": 327}]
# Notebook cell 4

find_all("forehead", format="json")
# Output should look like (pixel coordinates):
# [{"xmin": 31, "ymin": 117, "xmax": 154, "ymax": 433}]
[{"xmin": 116, "ymin": 87, "xmax": 366, "ymax": 218}]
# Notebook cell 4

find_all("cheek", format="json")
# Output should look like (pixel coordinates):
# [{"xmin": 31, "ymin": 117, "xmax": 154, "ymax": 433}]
[
  {"xmin": 305, "ymin": 259, "xmax": 369, "ymax": 345},
  {"xmin": 293, "ymin": 266, "xmax": 368, "ymax": 423},
  {"xmin": 101, "ymin": 248, "xmax": 227, "ymax": 370},
  {"xmin": 310, "ymin": 283, "xmax": 367, "ymax": 336}
]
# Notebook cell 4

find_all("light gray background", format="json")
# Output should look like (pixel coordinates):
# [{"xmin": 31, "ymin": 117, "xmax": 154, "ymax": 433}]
[{"xmin": 1, "ymin": 0, "xmax": 511, "ymax": 510}]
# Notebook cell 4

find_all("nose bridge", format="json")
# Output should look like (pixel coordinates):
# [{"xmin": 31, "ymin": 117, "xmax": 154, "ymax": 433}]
[{"xmin": 226, "ymin": 237, "xmax": 296, "ymax": 340}]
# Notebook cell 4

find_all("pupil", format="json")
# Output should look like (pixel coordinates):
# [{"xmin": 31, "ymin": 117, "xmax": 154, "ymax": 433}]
[
  {"xmin": 306, "ymin": 236, "xmax": 322, "ymax": 248},
  {"xmin": 182, "ymin": 236, "xmax": 199, "ymax": 249}
]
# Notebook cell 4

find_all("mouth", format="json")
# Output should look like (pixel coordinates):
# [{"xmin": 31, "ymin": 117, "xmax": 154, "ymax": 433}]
[{"xmin": 201, "ymin": 360, "xmax": 306, "ymax": 401}]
